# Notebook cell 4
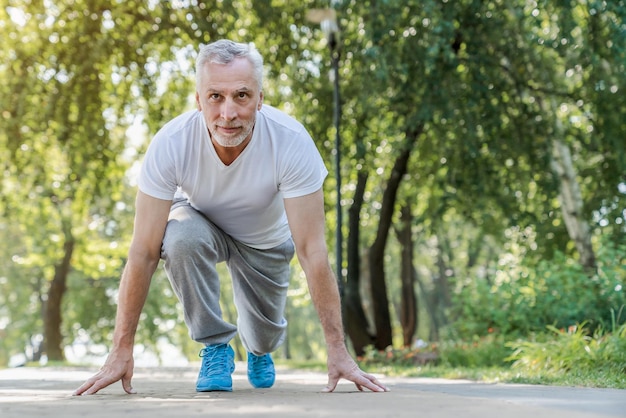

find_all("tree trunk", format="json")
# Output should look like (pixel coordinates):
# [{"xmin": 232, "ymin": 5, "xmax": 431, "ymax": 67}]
[
  {"xmin": 435, "ymin": 233, "xmax": 453, "ymax": 310},
  {"xmin": 413, "ymin": 265, "xmax": 440, "ymax": 341},
  {"xmin": 550, "ymin": 137, "xmax": 596, "ymax": 271},
  {"xmin": 368, "ymin": 126, "xmax": 422, "ymax": 350},
  {"xmin": 427, "ymin": 233, "xmax": 453, "ymax": 339},
  {"xmin": 43, "ymin": 233, "xmax": 74, "ymax": 361},
  {"xmin": 395, "ymin": 204, "xmax": 417, "ymax": 348},
  {"xmin": 344, "ymin": 170, "xmax": 375, "ymax": 356}
]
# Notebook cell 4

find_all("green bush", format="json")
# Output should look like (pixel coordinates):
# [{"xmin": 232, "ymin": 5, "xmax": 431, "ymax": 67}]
[
  {"xmin": 597, "ymin": 312, "xmax": 626, "ymax": 373},
  {"xmin": 447, "ymin": 238, "xmax": 626, "ymax": 339},
  {"xmin": 437, "ymin": 334, "xmax": 513, "ymax": 368},
  {"xmin": 358, "ymin": 334, "xmax": 512, "ymax": 369},
  {"xmin": 507, "ymin": 320, "xmax": 626, "ymax": 376}
]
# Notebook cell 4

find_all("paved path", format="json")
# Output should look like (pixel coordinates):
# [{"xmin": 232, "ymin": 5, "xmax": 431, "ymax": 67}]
[{"xmin": 0, "ymin": 366, "xmax": 624, "ymax": 417}]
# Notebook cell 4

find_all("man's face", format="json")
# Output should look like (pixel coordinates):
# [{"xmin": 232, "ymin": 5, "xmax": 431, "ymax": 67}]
[{"xmin": 195, "ymin": 57, "xmax": 263, "ymax": 148}]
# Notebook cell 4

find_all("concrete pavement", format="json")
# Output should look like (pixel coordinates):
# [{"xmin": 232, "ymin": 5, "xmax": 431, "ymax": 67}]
[{"xmin": 0, "ymin": 365, "xmax": 624, "ymax": 417}]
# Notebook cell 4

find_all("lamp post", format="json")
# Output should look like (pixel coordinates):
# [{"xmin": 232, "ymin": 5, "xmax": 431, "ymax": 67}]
[{"xmin": 307, "ymin": 8, "xmax": 343, "ymax": 291}]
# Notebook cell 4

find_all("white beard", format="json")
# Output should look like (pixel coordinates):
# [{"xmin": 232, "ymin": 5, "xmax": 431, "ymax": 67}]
[{"xmin": 211, "ymin": 121, "xmax": 255, "ymax": 148}]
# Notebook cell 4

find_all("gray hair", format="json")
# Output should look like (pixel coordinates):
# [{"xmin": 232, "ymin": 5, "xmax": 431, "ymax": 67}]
[{"xmin": 195, "ymin": 40, "xmax": 264, "ymax": 90}]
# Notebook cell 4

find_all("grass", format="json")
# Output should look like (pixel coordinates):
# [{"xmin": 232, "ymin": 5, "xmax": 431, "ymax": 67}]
[
  {"xmin": 276, "ymin": 358, "xmax": 626, "ymax": 389},
  {"xmin": 278, "ymin": 355, "xmax": 626, "ymax": 387},
  {"xmin": 356, "ymin": 363, "xmax": 626, "ymax": 389},
  {"xmin": 303, "ymin": 323, "xmax": 626, "ymax": 389}
]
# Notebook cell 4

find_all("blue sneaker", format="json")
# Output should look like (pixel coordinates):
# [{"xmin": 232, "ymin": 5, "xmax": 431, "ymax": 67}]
[
  {"xmin": 247, "ymin": 352, "xmax": 275, "ymax": 389},
  {"xmin": 196, "ymin": 344, "xmax": 235, "ymax": 392}
]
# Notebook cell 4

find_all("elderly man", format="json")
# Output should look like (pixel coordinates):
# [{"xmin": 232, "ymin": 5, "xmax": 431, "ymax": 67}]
[{"xmin": 74, "ymin": 39, "xmax": 387, "ymax": 395}]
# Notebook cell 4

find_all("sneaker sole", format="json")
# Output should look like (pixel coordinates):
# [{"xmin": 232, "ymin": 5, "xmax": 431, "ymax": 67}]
[
  {"xmin": 196, "ymin": 384, "xmax": 233, "ymax": 392},
  {"xmin": 250, "ymin": 382, "xmax": 274, "ymax": 389}
]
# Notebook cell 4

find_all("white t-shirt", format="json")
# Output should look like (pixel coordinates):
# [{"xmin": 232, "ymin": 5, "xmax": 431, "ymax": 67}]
[{"xmin": 138, "ymin": 104, "xmax": 328, "ymax": 249}]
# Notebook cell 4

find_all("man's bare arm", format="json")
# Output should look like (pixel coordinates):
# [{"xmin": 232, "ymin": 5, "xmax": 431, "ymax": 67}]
[
  {"xmin": 284, "ymin": 189, "xmax": 388, "ymax": 393},
  {"xmin": 73, "ymin": 191, "xmax": 172, "ymax": 395}
]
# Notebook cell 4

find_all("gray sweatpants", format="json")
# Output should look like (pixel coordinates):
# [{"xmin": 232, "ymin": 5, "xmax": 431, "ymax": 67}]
[{"xmin": 160, "ymin": 199, "xmax": 294, "ymax": 355}]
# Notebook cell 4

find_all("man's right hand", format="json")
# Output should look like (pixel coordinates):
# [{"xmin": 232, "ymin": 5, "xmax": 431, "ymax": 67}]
[{"xmin": 73, "ymin": 348, "xmax": 136, "ymax": 396}]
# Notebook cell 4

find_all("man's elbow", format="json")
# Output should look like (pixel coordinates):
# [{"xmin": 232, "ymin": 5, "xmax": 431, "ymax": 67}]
[
  {"xmin": 296, "ymin": 244, "xmax": 330, "ymax": 272},
  {"xmin": 127, "ymin": 244, "xmax": 161, "ymax": 270}
]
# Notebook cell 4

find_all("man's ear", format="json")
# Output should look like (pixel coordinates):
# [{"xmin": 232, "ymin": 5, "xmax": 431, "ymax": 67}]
[
  {"xmin": 196, "ymin": 92, "xmax": 201, "ymax": 111},
  {"xmin": 257, "ymin": 91, "xmax": 264, "ymax": 110}
]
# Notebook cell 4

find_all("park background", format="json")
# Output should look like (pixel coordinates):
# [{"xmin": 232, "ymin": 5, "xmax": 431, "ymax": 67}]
[{"xmin": 1, "ymin": 0, "xmax": 625, "ymax": 387}]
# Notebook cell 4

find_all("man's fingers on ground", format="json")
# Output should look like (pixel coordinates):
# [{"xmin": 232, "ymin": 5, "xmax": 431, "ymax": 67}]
[
  {"xmin": 122, "ymin": 378, "xmax": 136, "ymax": 394},
  {"xmin": 72, "ymin": 384, "xmax": 89, "ymax": 396},
  {"xmin": 358, "ymin": 373, "xmax": 389, "ymax": 392},
  {"xmin": 81, "ymin": 374, "xmax": 118, "ymax": 396},
  {"xmin": 359, "ymin": 378, "xmax": 383, "ymax": 392},
  {"xmin": 323, "ymin": 376, "xmax": 339, "ymax": 393},
  {"xmin": 73, "ymin": 376, "xmax": 100, "ymax": 396}
]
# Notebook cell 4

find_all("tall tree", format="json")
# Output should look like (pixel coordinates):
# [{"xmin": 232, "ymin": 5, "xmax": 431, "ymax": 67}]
[{"xmin": 0, "ymin": 0, "xmax": 189, "ymax": 361}]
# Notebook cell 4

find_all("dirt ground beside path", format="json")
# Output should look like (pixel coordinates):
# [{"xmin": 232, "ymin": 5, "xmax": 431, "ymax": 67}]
[{"xmin": 1, "ymin": 366, "xmax": 625, "ymax": 418}]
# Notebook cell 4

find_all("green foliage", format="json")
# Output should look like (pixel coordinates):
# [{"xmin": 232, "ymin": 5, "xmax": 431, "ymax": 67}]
[
  {"xmin": 508, "ymin": 324, "xmax": 599, "ymax": 373},
  {"xmin": 447, "ymin": 235, "xmax": 626, "ymax": 339},
  {"xmin": 359, "ymin": 333, "xmax": 511, "ymax": 371},
  {"xmin": 283, "ymin": 261, "xmax": 326, "ymax": 362},
  {"xmin": 354, "ymin": 322, "xmax": 626, "ymax": 388},
  {"xmin": 357, "ymin": 344, "xmax": 439, "ymax": 375},
  {"xmin": 437, "ymin": 335, "xmax": 513, "ymax": 368},
  {"xmin": 506, "ymin": 321, "xmax": 626, "ymax": 386},
  {"xmin": 0, "ymin": 0, "xmax": 165, "ymax": 361}
]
